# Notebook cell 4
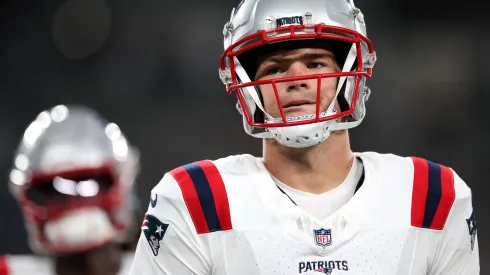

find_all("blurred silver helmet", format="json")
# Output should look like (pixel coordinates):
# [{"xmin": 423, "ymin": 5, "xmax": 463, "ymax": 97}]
[
  {"xmin": 219, "ymin": 0, "xmax": 376, "ymax": 148},
  {"xmin": 8, "ymin": 105, "xmax": 140, "ymax": 255}
]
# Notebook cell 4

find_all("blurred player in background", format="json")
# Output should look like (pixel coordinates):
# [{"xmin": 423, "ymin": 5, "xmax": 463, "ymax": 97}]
[
  {"xmin": 130, "ymin": 0, "xmax": 479, "ymax": 274},
  {"xmin": 3, "ymin": 105, "xmax": 141, "ymax": 275}
]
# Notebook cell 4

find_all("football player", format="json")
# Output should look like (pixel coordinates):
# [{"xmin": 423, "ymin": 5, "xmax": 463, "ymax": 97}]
[
  {"xmin": 4, "ymin": 105, "xmax": 141, "ymax": 275},
  {"xmin": 130, "ymin": 0, "xmax": 480, "ymax": 274}
]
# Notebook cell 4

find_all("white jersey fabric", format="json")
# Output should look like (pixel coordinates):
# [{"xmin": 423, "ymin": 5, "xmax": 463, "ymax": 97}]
[
  {"xmin": 272, "ymin": 157, "xmax": 363, "ymax": 220},
  {"xmin": 129, "ymin": 152, "xmax": 479, "ymax": 275},
  {"xmin": 0, "ymin": 252, "xmax": 134, "ymax": 275}
]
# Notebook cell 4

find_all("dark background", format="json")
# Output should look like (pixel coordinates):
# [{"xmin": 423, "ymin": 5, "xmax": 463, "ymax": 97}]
[{"xmin": 0, "ymin": 0, "xmax": 488, "ymax": 272}]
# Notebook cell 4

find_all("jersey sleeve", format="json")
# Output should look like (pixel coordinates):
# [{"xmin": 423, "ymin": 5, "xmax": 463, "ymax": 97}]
[
  {"xmin": 129, "ymin": 173, "xmax": 211, "ymax": 275},
  {"xmin": 429, "ymin": 170, "xmax": 479, "ymax": 275}
]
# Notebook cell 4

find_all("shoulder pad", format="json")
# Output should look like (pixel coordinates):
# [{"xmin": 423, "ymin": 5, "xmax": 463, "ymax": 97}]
[
  {"xmin": 168, "ymin": 160, "xmax": 233, "ymax": 234},
  {"xmin": 410, "ymin": 157, "xmax": 456, "ymax": 230}
]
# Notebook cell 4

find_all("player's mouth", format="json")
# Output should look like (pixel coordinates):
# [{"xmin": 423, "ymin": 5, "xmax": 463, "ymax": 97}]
[
  {"xmin": 283, "ymin": 100, "xmax": 315, "ymax": 108},
  {"xmin": 282, "ymin": 100, "xmax": 315, "ymax": 112}
]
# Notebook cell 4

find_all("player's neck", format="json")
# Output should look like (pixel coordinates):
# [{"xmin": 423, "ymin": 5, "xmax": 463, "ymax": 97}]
[{"xmin": 262, "ymin": 130, "xmax": 354, "ymax": 194}]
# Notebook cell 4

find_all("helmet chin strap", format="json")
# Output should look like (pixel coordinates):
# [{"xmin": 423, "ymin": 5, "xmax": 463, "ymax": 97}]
[{"xmin": 326, "ymin": 43, "xmax": 357, "ymax": 115}]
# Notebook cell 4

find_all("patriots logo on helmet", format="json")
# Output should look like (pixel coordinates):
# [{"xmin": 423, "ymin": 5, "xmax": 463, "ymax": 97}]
[
  {"xmin": 142, "ymin": 214, "xmax": 169, "ymax": 256},
  {"xmin": 314, "ymin": 267, "xmax": 333, "ymax": 274}
]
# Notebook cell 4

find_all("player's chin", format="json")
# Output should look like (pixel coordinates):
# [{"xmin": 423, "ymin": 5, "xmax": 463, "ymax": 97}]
[{"xmin": 282, "ymin": 106, "xmax": 318, "ymax": 118}]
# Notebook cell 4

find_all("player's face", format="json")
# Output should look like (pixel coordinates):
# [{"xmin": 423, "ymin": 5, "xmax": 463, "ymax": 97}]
[{"xmin": 254, "ymin": 48, "xmax": 340, "ymax": 119}]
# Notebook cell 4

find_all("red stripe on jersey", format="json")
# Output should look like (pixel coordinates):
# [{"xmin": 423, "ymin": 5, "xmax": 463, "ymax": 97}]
[
  {"xmin": 169, "ymin": 167, "xmax": 210, "ymax": 234},
  {"xmin": 411, "ymin": 157, "xmax": 429, "ymax": 228},
  {"xmin": 0, "ymin": 256, "xmax": 9, "ymax": 275},
  {"xmin": 195, "ymin": 160, "xmax": 232, "ymax": 231},
  {"xmin": 429, "ymin": 165, "xmax": 456, "ymax": 230}
]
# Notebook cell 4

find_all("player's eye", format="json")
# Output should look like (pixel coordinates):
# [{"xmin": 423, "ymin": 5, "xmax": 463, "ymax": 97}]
[
  {"xmin": 307, "ymin": 62, "xmax": 325, "ymax": 69},
  {"xmin": 264, "ymin": 66, "xmax": 284, "ymax": 76}
]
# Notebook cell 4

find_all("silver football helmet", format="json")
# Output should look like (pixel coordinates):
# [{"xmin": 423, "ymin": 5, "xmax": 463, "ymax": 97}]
[
  {"xmin": 219, "ymin": 0, "xmax": 376, "ymax": 148},
  {"xmin": 8, "ymin": 105, "xmax": 140, "ymax": 255}
]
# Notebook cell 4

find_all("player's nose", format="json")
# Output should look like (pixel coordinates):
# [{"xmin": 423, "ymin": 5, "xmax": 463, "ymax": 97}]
[{"xmin": 285, "ymin": 62, "xmax": 309, "ymax": 92}]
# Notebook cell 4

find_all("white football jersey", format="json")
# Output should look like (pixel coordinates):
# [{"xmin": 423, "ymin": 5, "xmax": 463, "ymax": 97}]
[
  {"xmin": 129, "ymin": 152, "xmax": 479, "ymax": 275},
  {"xmin": 0, "ymin": 252, "xmax": 134, "ymax": 275}
]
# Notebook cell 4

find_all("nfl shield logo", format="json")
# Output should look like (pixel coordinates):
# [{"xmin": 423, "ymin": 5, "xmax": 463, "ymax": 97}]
[{"xmin": 314, "ymin": 228, "xmax": 332, "ymax": 247}]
